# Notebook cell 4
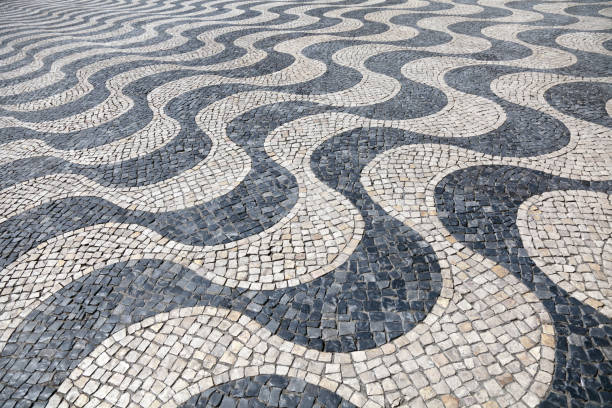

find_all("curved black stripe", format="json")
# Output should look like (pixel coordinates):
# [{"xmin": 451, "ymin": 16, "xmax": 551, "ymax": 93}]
[
  {"xmin": 181, "ymin": 375, "xmax": 357, "ymax": 407},
  {"xmin": 434, "ymin": 165, "xmax": 612, "ymax": 407},
  {"xmin": 545, "ymin": 81, "xmax": 612, "ymax": 128}
]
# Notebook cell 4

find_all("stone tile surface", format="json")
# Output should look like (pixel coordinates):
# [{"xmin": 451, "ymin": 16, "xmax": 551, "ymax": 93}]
[{"xmin": 0, "ymin": 0, "xmax": 610, "ymax": 407}]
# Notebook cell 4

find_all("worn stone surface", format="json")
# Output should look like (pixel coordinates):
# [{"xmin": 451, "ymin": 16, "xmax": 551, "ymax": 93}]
[{"xmin": 0, "ymin": 0, "xmax": 610, "ymax": 407}]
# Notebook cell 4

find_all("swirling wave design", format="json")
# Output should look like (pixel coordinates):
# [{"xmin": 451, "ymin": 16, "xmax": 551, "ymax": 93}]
[{"xmin": 0, "ymin": 0, "xmax": 610, "ymax": 407}]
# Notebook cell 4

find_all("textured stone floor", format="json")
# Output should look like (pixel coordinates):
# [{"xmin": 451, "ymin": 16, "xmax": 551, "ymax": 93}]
[{"xmin": 0, "ymin": 0, "xmax": 610, "ymax": 407}]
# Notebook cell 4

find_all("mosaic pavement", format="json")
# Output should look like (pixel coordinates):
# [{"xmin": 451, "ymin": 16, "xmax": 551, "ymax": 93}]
[{"xmin": 0, "ymin": 0, "xmax": 610, "ymax": 406}]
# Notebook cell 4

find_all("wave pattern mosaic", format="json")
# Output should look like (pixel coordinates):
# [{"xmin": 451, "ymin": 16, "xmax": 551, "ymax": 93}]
[{"xmin": 0, "ymin": 0, "xmax": 610, "ymax": 406}]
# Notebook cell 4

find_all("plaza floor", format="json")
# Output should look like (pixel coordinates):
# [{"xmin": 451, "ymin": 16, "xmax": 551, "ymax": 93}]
[{"xmin": 0, "ymin": 0, "xmax": 610, "ymax": 407}]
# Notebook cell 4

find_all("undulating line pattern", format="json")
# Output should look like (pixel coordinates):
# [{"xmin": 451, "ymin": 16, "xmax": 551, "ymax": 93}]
[{"xmin": 0, "ymin": 0, "xmax": 610, "ymax": 407}]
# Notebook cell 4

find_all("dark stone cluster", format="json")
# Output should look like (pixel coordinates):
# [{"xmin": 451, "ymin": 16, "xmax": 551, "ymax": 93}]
[{"xmin": 181, "ymin": 375, "xmax": 356, "ymax": 408}]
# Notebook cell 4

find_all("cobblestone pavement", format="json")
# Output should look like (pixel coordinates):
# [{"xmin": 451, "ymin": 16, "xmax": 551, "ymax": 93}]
[{"xmin": 0, "ymin": 0, "xmax": 610, "ymax": 407}]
